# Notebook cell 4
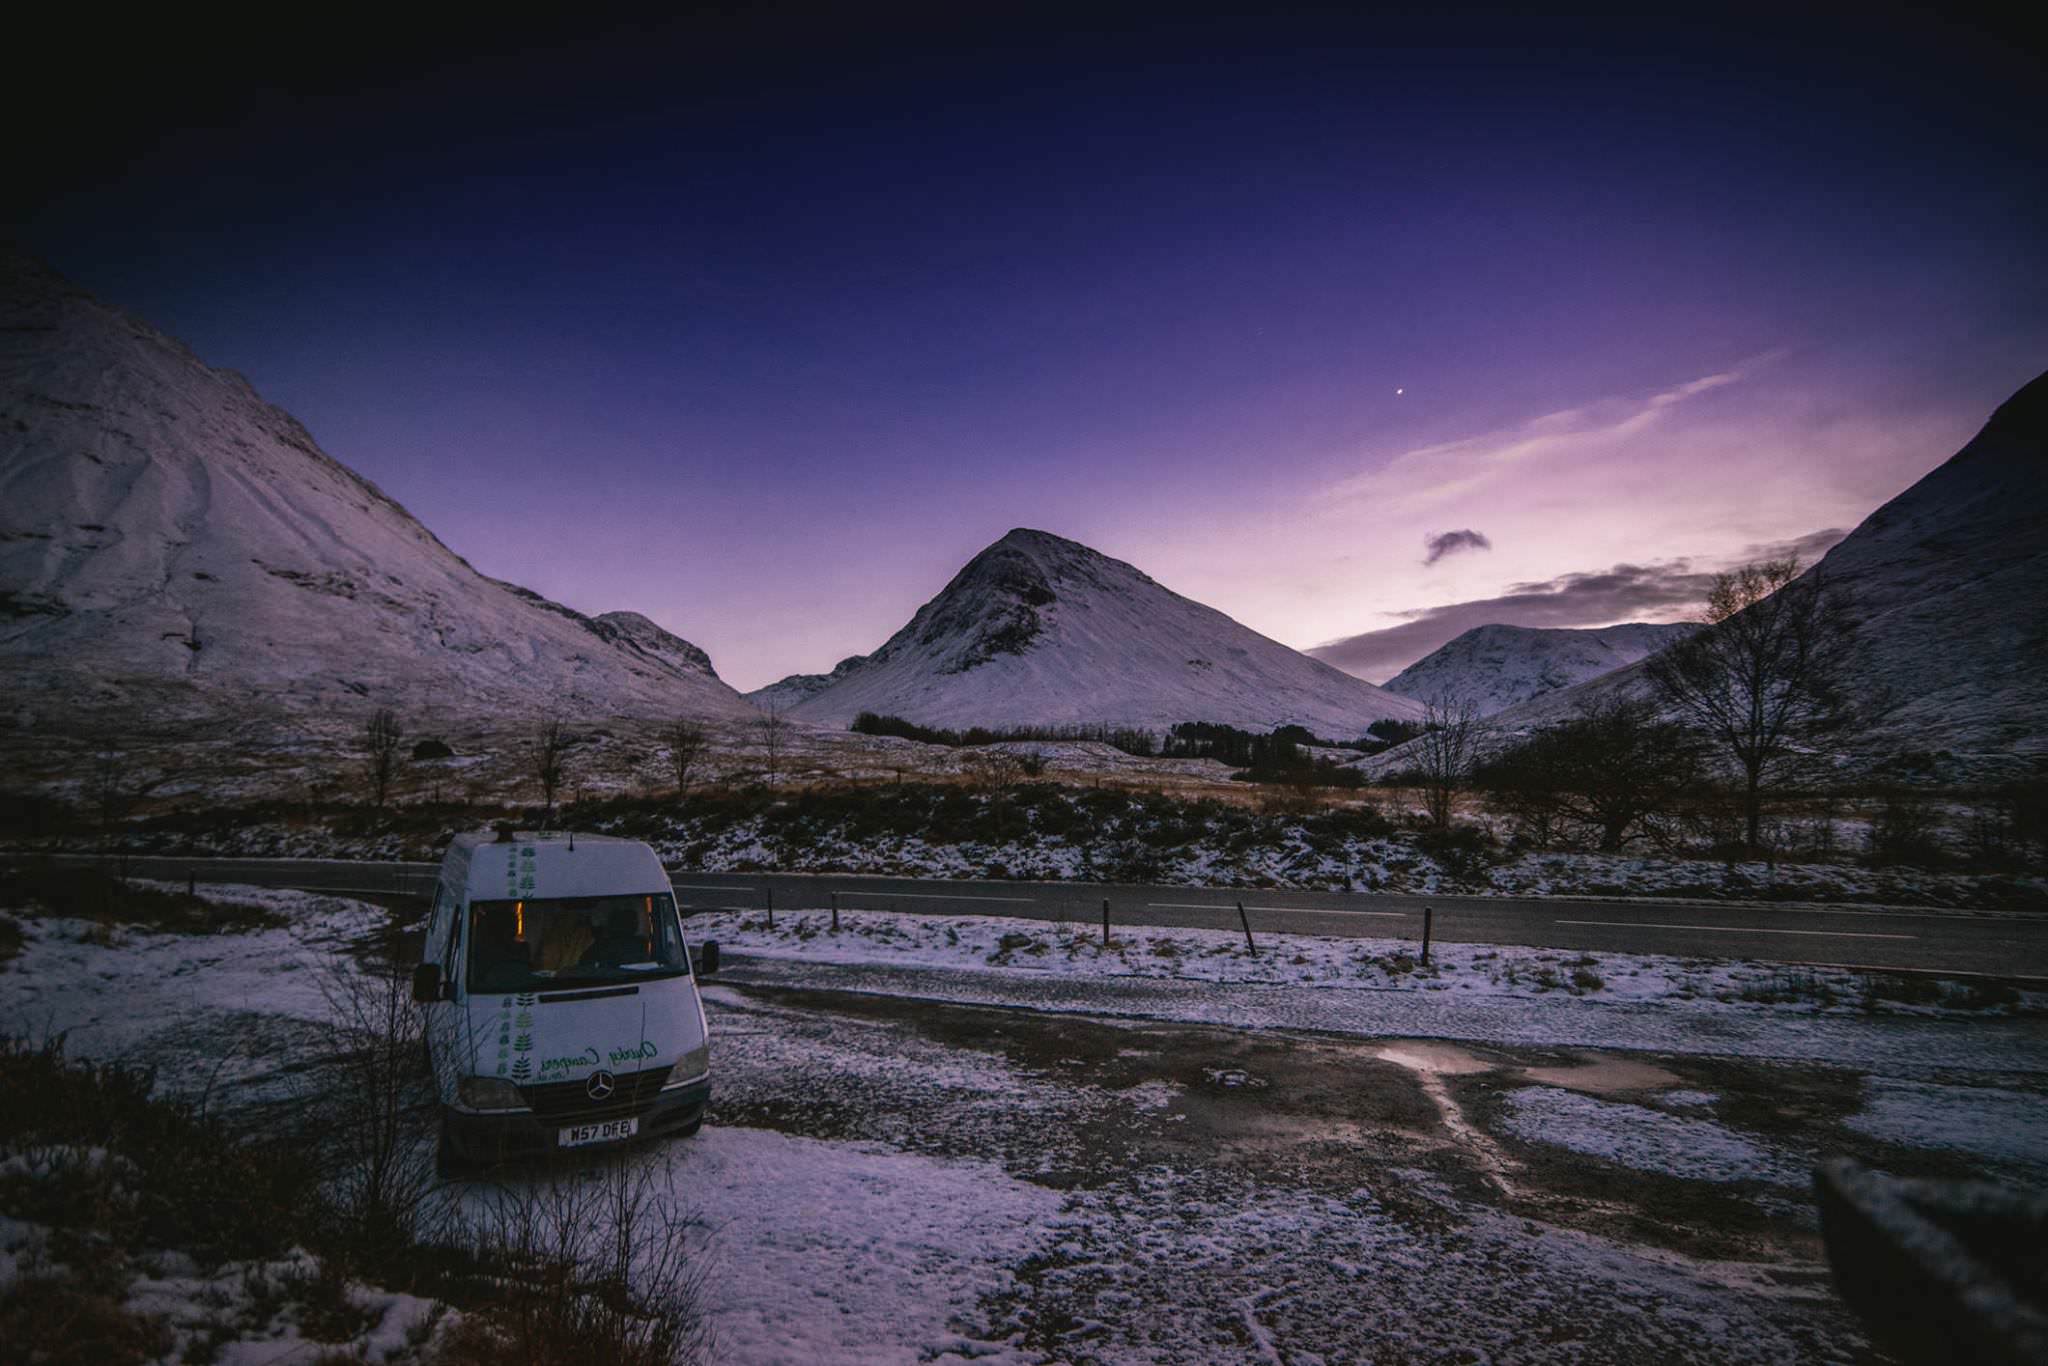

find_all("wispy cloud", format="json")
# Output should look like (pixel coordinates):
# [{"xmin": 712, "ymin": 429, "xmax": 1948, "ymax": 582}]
[
  {"xmin": 1327, "ymin": 364, "xmax": 1760, "ymax": 515},
  {"xmin": 1309, "ymin": 526, "xmax": 1846, "ymax": 681}
]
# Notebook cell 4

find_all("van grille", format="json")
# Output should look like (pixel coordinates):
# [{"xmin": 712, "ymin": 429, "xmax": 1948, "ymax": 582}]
[{"xmin": 518, "ymin": 1066, "xmax": 674, "ymax": 1124}]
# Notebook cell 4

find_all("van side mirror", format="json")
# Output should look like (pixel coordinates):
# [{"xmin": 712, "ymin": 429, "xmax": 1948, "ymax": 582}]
[
  {"xmin": 411, "ymin": 963, "xmax": 444, "ymax": 1003},
  {"xmin": 694, "ymin": 941, "xmax": 720, "ymax": 976}
]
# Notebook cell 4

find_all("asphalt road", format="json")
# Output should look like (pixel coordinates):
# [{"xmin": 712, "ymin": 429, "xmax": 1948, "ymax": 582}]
[{"xmin": 51, "ymin": 855, "xmax": 2048, "ymax": 981}]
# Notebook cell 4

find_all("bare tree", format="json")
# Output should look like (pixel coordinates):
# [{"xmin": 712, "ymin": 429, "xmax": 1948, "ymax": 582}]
[
  {"xmin": 1646, "ymin": 557, "xmax": 1857, "ymax": 851},
  {"xmin": 662, "ymin": 719, "xmax": 710, "ymax": 801},
  {"xmin": 87, "ymin": 748, "xmax": 163, "ymax": 879},
  {"xmin": 363, "ymin": 708, "xmax": 403, "ymax": 808},
  {"xmin": 535, "ymin": 716, "xmax": 571, "ymax": 823},
  {"xmin": 753, "ymin": 706, "xmax": 791, "ymax": 787},
  {"xmin": 1415, "ymin": 696, "xmax": 1482, "ymax": 831},
  {"xmin": 89, "ymin": 748, "xmax": 128, "ymax": 860}
]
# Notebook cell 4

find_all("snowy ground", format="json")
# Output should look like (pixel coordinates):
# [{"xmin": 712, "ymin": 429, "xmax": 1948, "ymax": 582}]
[
  {"xmin": 698, "ymin": 905, "xmax": 2048, "ymax": 1019},
  {"xmin": 6, "ymin": 884, "xmax": 2047, "ymax": 1362}
]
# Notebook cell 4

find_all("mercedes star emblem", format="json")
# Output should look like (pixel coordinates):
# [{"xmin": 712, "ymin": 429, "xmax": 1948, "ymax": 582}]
[{"xmin": 586, "ymin": 1069, "xmax": 617, "ymax": 1101}]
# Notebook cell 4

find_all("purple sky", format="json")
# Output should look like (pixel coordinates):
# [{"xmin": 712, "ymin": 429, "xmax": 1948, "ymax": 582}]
[{"xmin": 16, "ymin": 10, "xmax": 2046, "ymax": 689}]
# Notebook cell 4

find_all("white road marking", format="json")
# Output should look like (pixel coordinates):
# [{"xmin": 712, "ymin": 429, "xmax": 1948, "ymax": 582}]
[
  {"xmin": 837, "ymin": 890, "xmax": 1037, "ymax": 904},
  {"xmin": 1554, "ymin": 919, "xmax": 1916, "ymax": 941},
  {"xmin": 673, "ymin": 884, "xmax": 760, "ymax": 893},
  {"xmin": 1147, "ymin": 902, "xmax": 1409, "ymax": 917}
]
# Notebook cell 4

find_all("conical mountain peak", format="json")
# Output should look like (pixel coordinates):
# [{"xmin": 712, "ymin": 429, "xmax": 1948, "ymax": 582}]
[{"xmin": 759, "ymin": 530, "xmax": 1424, "ymax": 734}]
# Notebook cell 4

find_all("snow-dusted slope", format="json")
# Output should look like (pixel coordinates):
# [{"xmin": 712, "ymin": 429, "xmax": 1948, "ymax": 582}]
[
  {"xmin": 1798, "ymin": 369, "xmax": 2048, "ymax": 768},
  {"xmin": 1381, "ymin": 623, "xmax": 1696, "ymax": 716},
  {"xmin": 747, "ymin": 655, "xmax": 868, "ymax": 713},
  {"xmin": 0, "ymin": 254, "xmax": 754, "ymax": 727},
  {"xmin": 1384, "ymin": 370, "xmax": 2048, "ymax": 778},
  {"xmin": 784, "ymin": 529, "xmax": 1426, "ymax": 735}
]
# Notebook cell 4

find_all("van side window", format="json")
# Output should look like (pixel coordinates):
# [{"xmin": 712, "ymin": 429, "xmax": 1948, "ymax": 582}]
[
  {"xmin": 424, "ymin": 885, "xmax": 450, "ymax": 959},
  {"xmin": 440, "ymin": 901, "xmax": 460, "ymax": 978}
]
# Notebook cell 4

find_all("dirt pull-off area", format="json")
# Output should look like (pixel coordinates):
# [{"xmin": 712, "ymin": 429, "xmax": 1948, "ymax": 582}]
[{"xmin": 704, "ymin": 978, "xmax": 2048, "ymax": 1360}]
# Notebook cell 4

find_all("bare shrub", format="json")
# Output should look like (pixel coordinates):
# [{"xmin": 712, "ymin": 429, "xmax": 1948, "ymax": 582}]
[
  {"xmin": 1968, "ymin": 780, "xmax": 2048, "ymax": 869},
  {"xmin": 1866, "ymin": 790, "xmax": 1945, "ymax": 867},
  {"xmin": 435, "ymin": 1158, "xmax": 710, "ymax": 1366},
  {"xmin": 310, "ymin": 944, "xmax": 441, "ymax": 1262},
  {"xmin": 1478, "ymin": 697, "xmax": 1703, "ymax": 851},
  {"xmin": 0, "ymin": 1270, "xmax": 174, "ymax": 1364}
]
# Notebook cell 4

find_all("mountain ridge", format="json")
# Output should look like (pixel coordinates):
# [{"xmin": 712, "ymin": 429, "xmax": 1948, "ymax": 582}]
[{"xmin": 777, "ymin": 527, "xmax": 1427, "ymax": 735}]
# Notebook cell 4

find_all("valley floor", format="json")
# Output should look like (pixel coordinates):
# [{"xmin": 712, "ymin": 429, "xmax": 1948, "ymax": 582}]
[{"xmin": 4, "ymin": 886, "xmax": 2046, "ymax": 1362}]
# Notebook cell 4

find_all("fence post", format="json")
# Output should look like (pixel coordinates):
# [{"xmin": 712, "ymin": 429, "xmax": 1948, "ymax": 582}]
[
  {"xmin": 1102, "ymin": 898, "xmax": 1111, "ymax": 948},
  {"xmin": 1237, "ymin": 900, "xmax": 1258, "ymax": 957},
  {"xmin": 831, "ymin": 890, "xmax": 840, "ymax": 932},
  {"xmin": 1422, "ymin": 905, "xmax": 1433, "ymax": 966},
  {"xmin": 765, "ymin": 885, "xmax": 774, "ymax": 931}
]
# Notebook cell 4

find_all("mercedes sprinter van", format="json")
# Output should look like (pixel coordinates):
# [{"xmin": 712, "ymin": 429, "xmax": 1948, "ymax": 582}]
[{"xmin": 414, "ymin": 831, "xmax": 712, "ymax": 1169}]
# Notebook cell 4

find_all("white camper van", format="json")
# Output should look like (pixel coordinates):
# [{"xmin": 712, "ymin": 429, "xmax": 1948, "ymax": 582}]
[{"xmin": 414, "ymin": 830, "xmax": 713, "ymax": 1169}]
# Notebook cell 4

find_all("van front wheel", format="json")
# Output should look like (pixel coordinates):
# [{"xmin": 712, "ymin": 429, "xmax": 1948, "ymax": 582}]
[
  {"xmin": 675, "ymin": 1116, "xmax": 704, "ymax": 1139},
  {"xmin": 435, "ymin": 1122, "xmax": 470, "ymax": 1180}
]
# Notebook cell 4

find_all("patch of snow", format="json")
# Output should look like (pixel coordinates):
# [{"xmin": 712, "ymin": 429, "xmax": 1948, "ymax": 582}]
[
  {"xmin": 1844, "ymin": 1078, "xmax": 2048, "ymax": 1169},
  {"xmin": 681, "ymin": 1127, "xmax": 1058, "ymax": 1366},
  {"xmin": 1501, "ymin": 1086, "xmax": 1812, "ymax": 1187}
]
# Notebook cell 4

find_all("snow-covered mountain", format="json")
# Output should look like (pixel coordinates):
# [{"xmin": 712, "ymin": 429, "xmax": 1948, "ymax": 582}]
[
  {"xmin": 776, "ymin": 528, "xmax": 1426, "ymax": 735},
  {"xmin": 1794, "ymin": 368, "xmax": 2048, "ymax": 770},
  {"xmin": 1380, "ymin": 622, "xmax": 1697, "ymax": 716},
  {"xmin": 745, "ymin": 654, "xmax": 868, "ymax": 714},
  {"xmin": 1389, "ymin": 370, "xmax": 2048, "ymax": 778},
  {"xmin": 0, "ymin": 253, "xmax": 755, "ymax": 731}
]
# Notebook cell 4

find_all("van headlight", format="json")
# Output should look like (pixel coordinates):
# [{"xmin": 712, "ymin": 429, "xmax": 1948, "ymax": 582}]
[
  {"xmin": 456, "ymin": 1077, "xmax": 528, "ymax": 1112},
  {"xmin": 664, "ymin": 1043, "xmax": 710, "ymax": 1086}
]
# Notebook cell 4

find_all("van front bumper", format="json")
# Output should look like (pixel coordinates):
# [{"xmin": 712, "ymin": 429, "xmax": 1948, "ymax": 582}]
[{"xmin": 442, "ymin": 1076, "xmax": 710, "ymax": 1164}]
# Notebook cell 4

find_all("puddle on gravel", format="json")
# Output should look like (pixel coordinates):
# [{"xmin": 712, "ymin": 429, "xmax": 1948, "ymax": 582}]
[
  {"xmin": 1374, "ymin": 1040, "xmax": 1517, "ymax": 1194},
  {"xmin": 1523, "ymin": 1053, "xmax": 1680, "ymax": 1094},
  {"xmin": 1374, "ymin": 1041, "xmax": 1495, "ymax": 1076}
]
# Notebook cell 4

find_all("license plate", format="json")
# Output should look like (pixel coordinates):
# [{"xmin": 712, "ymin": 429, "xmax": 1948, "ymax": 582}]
[{"xmin": 559, "ymin": 1116, "xmax": 639, "ymax": 1148}]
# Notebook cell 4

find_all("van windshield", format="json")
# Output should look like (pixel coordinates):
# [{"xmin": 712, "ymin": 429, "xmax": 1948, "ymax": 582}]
[{"xmin": 466, "ymin": 893, "xmax": 689, "ymax": 993}]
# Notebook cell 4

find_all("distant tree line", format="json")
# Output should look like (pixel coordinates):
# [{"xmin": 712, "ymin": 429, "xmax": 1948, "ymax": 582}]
[
  {"xmin": 849, "ymin": 713, "xmax": 1414, "ymax": 788},
  {"xmin": 849, "ymin": 712, "xmax": 1161, "ymax": 756}
]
